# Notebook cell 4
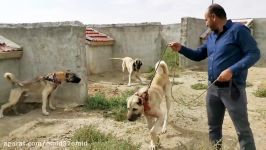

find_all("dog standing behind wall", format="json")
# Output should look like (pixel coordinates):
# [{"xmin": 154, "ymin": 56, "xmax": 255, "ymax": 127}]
[
  {"xmin": 0, "ymin": 71, "xmax": 81, "ymax": 118},
  {"xmin": 110, "ymin": 57, "xmax": 143, "ymax": 86},
  {"xmin": 127, "ymin": 60, "xmax": 171, "ymax": 150}
]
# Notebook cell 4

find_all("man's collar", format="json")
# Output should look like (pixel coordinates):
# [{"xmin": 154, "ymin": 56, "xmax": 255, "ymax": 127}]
[
  {"xmin": 224, "ymin": 19, "xmax": 233, "ymax": 30},
  {"xmin": 213, "ymin": 19, "xmax": 233, "ymax": 35}
]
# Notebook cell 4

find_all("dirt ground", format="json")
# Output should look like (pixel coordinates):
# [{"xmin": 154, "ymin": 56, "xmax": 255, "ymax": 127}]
[{"xmin": 0, "ymin": 67, "xmax": 265, "ymax": 150}]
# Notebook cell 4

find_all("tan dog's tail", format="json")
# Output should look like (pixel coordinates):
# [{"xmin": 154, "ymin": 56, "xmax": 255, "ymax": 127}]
[
  {"xmin": 155, "ymin": 61, "xmax": 169, "ymax": 75},
  {"xmin": 4, "ymin": 72, "xmax": 23, "ymax": 86}
]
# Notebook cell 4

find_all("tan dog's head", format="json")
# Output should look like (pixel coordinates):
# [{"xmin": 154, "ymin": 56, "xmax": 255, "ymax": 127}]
[
  {"xmin": 47, "ymin": 70, "xmax": 81, "ymax": 84},
  {"xmin": 65, "ymin": 71, "xmax": 81, "ymax": 83},
  {"xmin": 127, "ymin": 87, "xmax": 148, "ymax": 121},
  {"xmin": 133, "ymin": 59, "xmax": 142, "ymax": 71}
]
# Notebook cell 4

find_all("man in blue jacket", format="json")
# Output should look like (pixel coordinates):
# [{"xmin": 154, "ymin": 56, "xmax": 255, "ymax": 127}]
[{"xmin": 169, "ymin": 3, "xmax": 260, "ymax": 150}]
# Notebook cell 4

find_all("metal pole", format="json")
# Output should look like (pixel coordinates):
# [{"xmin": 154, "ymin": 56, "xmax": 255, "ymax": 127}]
[{"xmin": 212, "ymin": 0, "xmax": 214, "ymax": 4}]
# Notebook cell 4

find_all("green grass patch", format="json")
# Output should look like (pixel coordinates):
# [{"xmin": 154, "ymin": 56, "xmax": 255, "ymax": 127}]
[
  {"xmin": 85, "ymin": 90, "xmax": 134, "ymax": 121},
  {"xmin": 70, "ymin": 125, "xmax": 139, "ymax": 150},
  {"xmin": 191, "ymin": 83, "xmax": 208, "ymax": 90},
  {"xmin": 163, "ymin": 47, "xmax": 179, "ymax": 69},
  {"xmin": 253, "ymin": 88, "xmax": 266, "ymax": 97},
  {"xmin": 145, "ymin": 47, "xmax": 181, "ymax": 80}
]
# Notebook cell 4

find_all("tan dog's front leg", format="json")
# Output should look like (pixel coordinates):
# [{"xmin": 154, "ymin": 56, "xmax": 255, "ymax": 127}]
[
  {"xmin": 146, "ymin": 116, "xmax": 155, "ymax": 130},
  {"xmin": 150, "ymin": 119, "xmax": 163, "ymax": 150},
  {"xmin": 48, "ymin": 88, "xmax": 57, "ymax": 110},
  {"xmin": 149, "ymin": 113, "xmax": 163, "ymax": 150},
  {"xmin": 42, "ymin": 85, "xmax": 54, "ymax": 116},
  {"xmin": 122, "ymin": 60, "xmax": 126, "ymax": 81},
  {"xmin": 128, "ymin": 72, "xmax": 132, "ymax": 86}
]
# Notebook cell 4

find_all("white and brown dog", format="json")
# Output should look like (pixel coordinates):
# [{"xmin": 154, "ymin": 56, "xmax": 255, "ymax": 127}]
[
  {"xmin": 0, "ymin": 71, "xmax": 81, "ymax": 118},
  {"xmin": 127, "ymin": 60, "xmax": 171, "ymax": 150},
  {"xmin": 110, "ymin": 57, "xmax": 143, "ymax": 86}
]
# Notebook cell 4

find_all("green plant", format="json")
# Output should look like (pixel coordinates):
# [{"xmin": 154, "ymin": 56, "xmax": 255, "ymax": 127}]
[
  {"xmin": 86, "ymin": 94, "xmax": 110, "ymax": 110},
  {"xmin": 163, "ymin": 47, "xmax": 179, "ymax": 69},
  {"xmin": 253, "ymin": 88, "xmax": 266, "ymax": 97},
  {"xmin": 85, "ymin": 90, "xmax": 134, "ymax": 121},
  {"xmin": 71, "ymin": 126, "xmax": 139, "ymax": 150},
  {"xmin": 191, "ymin": 83, "xmax": 208, "ymax": 90}
]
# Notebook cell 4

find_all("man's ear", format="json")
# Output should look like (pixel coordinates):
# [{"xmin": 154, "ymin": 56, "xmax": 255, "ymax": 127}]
[{"xmin": 211, "ymin": 13, "xmax": 216, "ymax": 20}]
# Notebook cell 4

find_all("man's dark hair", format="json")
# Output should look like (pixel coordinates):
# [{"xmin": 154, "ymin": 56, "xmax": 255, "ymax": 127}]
[{"xmin": 208, "ymin": 3, "xmax": 227, "ymax": 19}]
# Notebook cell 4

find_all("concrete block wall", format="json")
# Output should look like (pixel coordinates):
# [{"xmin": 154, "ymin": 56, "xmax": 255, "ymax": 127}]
[
  {"xmin": 0, "ymin": 59, "xmax": 20, "ymax": 103},
  {"xmin": 179, "ymin": 17, "xmax": 208, "ymax": 70},
  {"xmin": 253, "ymin": 18, "xmax": 266, "ymax": 66},
  {"xmin": 88, "ymin": 22, "xmax": 163, "ymax": 72},
  {"xmin": 161, "ymin": 23, "xmax": 181, "ymax": 44},
  {"xmin": 178, "ymin": 17, "xmax": 266, "ymax": 69},
  {"xmin": 0, "ymin": 22, "xmax": 88, "ymax": 107},
  {"xmin": 86, "ymin": 45, "xmax": 113, "ymax": 74}
]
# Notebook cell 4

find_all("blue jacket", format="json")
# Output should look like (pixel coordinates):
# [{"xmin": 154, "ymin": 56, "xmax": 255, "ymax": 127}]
[{"xmin": 179, "ymin": 20, "xmax": 261, "ymax": 86}]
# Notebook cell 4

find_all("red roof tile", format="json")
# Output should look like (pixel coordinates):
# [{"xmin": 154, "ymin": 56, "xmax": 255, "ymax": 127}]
[
  {"xmin": 85, "ymin": 27, "xmax": 114, "ymax": 46},
  {"xmin": 0, "ymin": 35, "xmax": 22, "ymax": 53},
  {"xmin": 0, "ymin": 35, "xmax": 23, "ymax": 59},
  {"xmin": 0, "ymin": 42, "xmax": 21, "ymax": 52}
]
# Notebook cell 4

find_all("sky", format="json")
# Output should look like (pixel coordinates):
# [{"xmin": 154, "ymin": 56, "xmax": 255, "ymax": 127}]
[{"xmin": 0, "ymin": 0, "xmax": 265, "ymax": 25}]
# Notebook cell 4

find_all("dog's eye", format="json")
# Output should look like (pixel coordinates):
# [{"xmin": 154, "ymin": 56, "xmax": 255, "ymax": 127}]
[{"xmin": 132, "ymin": 108, "xmax": 137, "ymax": 111}]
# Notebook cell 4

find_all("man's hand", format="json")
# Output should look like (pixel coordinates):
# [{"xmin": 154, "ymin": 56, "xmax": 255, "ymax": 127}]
[
  {"xmin": 169, "ymin": 42, "xmax": 182, "ymax": 52},
  {"xmin": 218, "ymin": 68, "xmax": 233, "ymax": 82}
]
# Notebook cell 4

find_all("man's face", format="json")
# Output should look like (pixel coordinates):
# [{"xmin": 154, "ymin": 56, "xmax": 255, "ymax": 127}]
[{"xmin": 204, "ymin": 11, "xmax": 217, "ymax": 32}]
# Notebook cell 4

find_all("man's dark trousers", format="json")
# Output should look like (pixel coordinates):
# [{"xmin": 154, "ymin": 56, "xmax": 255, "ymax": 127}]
[{"xmin": 206, "ymin": 82, "xmax": 256, "ymax": 150}]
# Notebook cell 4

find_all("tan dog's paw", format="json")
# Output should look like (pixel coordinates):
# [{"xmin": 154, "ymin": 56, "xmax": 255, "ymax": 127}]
[
  {"xmin": 150, "ymin": 143, "xmax": 156, "ymax": 150},
  {"xmin": 161, "ymin": 128, "xmax": 167, "ymax": 134},
  {"xmin": 150, "ymin": 138, "xmax": 160, "ymax": 150},
  {"xmin": 42, "ymin": 111, "xmax": 50, "ymax": 116},
  {"xmin": 127, "ymin": 83, "xmax": 131, "ymax": 87},
  {"xmin": 0, "ymin": 114, "xmax": 4, "ymax": 119},
  {"xmin": 49, "ymin": 106, "xmax": 56, "ymax": 110}
]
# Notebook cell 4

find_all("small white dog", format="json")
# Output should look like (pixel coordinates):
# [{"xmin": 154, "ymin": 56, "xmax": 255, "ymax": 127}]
[
  {"xmin": 110, "ymin": 57, "xmax": 143, "ymax": 86},
  {"xmin": 127, "ymin": 60, "xmax": 171, "ymax": 149}
]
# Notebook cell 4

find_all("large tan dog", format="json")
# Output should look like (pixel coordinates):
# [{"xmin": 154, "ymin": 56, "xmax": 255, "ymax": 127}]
[
  {"xmin": 110, "ymin": 57, "xmax": 143, "ymax": 86},
  {"xmin": 0, "ymin": 71, "xmax": 81, "ymax": 118},
  {"xmin": 127, "ymin": 60, "xmax": 171, "ymax": 150}
]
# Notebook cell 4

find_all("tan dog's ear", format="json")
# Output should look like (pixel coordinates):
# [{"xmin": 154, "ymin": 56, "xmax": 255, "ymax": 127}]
[
  {"xmin": 135, "ymin": 91, "xmax": 148, "ymax": 105},
  {"xmin": 141, "ymin": 91, "xmax": 149, "ymax": 101}
]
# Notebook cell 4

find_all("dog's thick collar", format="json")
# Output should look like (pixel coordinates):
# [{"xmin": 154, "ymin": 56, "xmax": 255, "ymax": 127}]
[
  {"xmin": 43, "ymin": 72, "xmax": 66, "ymax": 85},
  {"xmin": 143, "ymin": 100, "xmax": 151, "ymax": 112}
]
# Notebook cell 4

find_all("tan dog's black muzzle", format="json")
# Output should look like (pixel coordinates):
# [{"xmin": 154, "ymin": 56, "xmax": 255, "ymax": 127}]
[
  {"xmin": 66, "ymin": 72, "xmax": 81, "ymax": 83},
  {"xmin": 127, "ymin": 113, "xmax": 141, "ymax": 121}
]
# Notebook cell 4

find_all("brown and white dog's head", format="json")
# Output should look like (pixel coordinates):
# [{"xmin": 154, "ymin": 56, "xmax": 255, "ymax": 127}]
[
  {"xmin": 44, "ymin": 70, "xmax": 81, "ymax": 84},
  {"xmin": 133, "ymin": 59, "xmax": 143, "ymax": 71},
  {"xmin": 127, "ymin": 87, "xmax": 148, "ymax": 121},
  {"xmin": 65, "ymin": 70, "xmax": 81, "ymax": 83}
]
